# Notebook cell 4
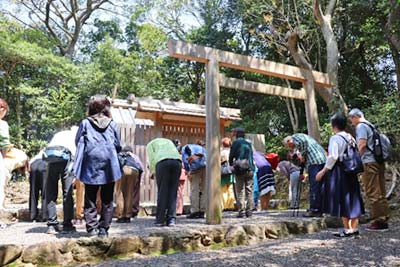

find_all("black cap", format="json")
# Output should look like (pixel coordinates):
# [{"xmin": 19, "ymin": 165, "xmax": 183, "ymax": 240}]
[{"xmin": 233, "ymin": 127, "xmax": 245, "ymax": 135}]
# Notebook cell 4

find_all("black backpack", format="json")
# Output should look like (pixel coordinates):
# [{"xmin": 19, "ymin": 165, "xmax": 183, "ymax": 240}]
[
  {"xmin": 360, "ymin": 122, "xmax": 391, "ymax": 163},
  {"xmin": 337, "ymin": 135, "xmax": 363, "ymax": 175}
]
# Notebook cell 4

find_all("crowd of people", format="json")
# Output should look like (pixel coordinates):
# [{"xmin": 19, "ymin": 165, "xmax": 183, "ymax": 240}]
[{"xmin": 0, "ymin": 94, "xmax": 390, "ymax": 239}]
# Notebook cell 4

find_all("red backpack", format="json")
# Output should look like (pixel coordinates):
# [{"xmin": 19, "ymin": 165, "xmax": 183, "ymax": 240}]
[{"xmin": 265, "ymin": 153, "xmax": 279, "ymax": 170}]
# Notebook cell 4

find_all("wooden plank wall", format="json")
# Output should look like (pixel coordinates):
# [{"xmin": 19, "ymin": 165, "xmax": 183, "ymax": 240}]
[{"xmin": 118, "ymin": 123, "xmax": 207, "ymax": 206}]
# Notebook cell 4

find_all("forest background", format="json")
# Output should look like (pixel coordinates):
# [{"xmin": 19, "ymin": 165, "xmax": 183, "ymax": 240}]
[{"xmin": 0, "ymin": 0, "xmax": 399, "ymax": 159}]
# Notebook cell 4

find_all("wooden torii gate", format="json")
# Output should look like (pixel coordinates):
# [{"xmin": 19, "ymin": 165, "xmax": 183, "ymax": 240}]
[{"xmin": 168, "ymin": 39, "xmax": 332, "ymax": 224}]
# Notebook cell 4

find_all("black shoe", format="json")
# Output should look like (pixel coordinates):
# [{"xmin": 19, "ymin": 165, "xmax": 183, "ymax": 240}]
[
  {"xmin": 333, "ymin": 229, "xmax": 359, "ymax": 238},
  {"xmin": 245, "ymin": 210, "xmax": 252, "ymax": 218},
  {"xmin": 46, "ymin": 225, "xmax": 60, "ymax": 234},
  {"xmin": 87, "ymin": 228, "xmax": 99, "ymax": 237},
  {"xmin": 186, "ymin": 212, "xmax": 204, "ymax": 219},
  {"xmin": 116, "ymin": 218, "xmax": 125, "ymax": 223},
  {"xmin": 166, "ymin": 218, "xmax": 176, "ymax": 227},
  {"xmin": 62, "ymin": 225, "xmax": 76, "ymax": 234},
  {"xmin": 116, "ymin": 217, "xmax": 130, "ymax": 223},
  {"xmin": 237, "ymin": 211, "xmax": 245, "ymax": 218},
  {"xmin": 302, "ymin": 211, "xmax": 322, "ymax": 218},
  {"xmin": 98, "ymin": 228, "xmax": 108, "ymax": 238},
  {"xmin": 154, "ymin": 221, "xmax": 165, "ymax": 227}
]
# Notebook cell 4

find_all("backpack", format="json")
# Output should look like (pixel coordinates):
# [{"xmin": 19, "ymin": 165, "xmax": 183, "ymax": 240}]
[
  {"xmin": 265, "ymin": 153, "xmax": 279, "ymax": 170},
  {"xmin": 337, "ymin": 135, "xmax": 364, "ymax": 175},
  {"xmin": 360, "ymin": 122, "xmax": 391, "ymax": 163},
  {"xmin": 233, "ymin": 140, "xmax": 252, "ymax": 175}
]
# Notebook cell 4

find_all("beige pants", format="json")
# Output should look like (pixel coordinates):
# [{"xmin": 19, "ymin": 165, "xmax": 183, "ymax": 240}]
[
  {"xmin": 221, "ymin": 183, "xmax": 235, "ymax": 210},
  {"xmin": 361, "ymin": 162, "xmax": 389, "ymax": 223},
  {"xmin": 75, "ymin": 180, "xmax": 85, "ymax": 219},
  {"xmin": 189, "ymin": 168, "xmax": 206, "ymax": 213},
  {"xmin": 176, "ymin": 179, "xmax": 186, "ymax": 214},
  {"xmin": 115, "ymin": 166, "xmax": 140, "ymax": 218}
]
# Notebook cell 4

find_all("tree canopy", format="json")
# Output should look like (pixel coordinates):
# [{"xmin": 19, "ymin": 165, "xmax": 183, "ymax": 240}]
[{"xmin": 0, "ymin": 0, "xmax": 398, "ymax": 157}]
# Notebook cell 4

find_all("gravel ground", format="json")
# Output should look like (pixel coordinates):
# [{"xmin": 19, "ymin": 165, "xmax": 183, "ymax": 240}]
[
  {"xmin": 0, "ymin": 210, "xmax": 309, "ymax": 246},
  {"xmin": 82, "ymin": 224, "xmax": 400, "ymax": 267}
]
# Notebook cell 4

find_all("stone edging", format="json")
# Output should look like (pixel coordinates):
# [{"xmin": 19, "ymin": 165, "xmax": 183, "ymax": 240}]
[{"xmin": 0, "ymin": 217, "xmax": 340, "ymax": 266}]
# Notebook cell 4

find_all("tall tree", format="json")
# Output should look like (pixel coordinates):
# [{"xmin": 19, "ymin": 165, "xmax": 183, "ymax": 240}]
[
  {"xmin": 2, "ymin": 0, "xmax": 128, "ymax": 57},
  {"xmin": 313, "ymin": 0, "xmax": 347, "ymax": 113},
  {"xmin": 385, "ymin": 0, "xmax": 400, "ymax": 91}
]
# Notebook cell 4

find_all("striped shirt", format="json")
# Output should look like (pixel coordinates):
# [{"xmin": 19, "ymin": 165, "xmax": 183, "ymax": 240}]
[{"xmin": 292, "ymin": 133, "xmax": 326, "ymax": 168}]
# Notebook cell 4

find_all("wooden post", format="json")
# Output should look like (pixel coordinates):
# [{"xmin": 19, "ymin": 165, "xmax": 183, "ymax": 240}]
[
  {"xmin": 303, "ymin": 80, "xmax": 321, "ymax": 142},
  {"xmin": 205, "ymin": 55, "xmax": 222, "ymax": 224}
]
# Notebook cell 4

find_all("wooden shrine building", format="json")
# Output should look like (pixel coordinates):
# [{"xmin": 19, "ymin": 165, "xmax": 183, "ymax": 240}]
[{"xmin": 111, "ymin": 96, "xmax": 241, "ymax": 208}]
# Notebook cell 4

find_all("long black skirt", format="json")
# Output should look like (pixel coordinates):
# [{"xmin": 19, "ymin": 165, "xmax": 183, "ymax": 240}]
[{"xmin": 323, "ymin": 163, "xmax": 365, "ymax": 218}]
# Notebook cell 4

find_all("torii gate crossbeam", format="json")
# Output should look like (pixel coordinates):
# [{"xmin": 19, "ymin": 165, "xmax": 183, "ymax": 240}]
[{"xmin": 167, "ymin": 39, "xmax": 332, "ymax": 225}]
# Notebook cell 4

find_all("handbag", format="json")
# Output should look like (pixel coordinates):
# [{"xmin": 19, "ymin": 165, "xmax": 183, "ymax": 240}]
[
  {"xmin": 234, "ymin": 158, "xmax": 250, "ymax": 175},
  {"xmin": 221, "ymin": 161, "xmax": 233, "ymax": 175},
  {"xmin": 338, "ymin": 135, "xmax": 364, "ymax": 175}
]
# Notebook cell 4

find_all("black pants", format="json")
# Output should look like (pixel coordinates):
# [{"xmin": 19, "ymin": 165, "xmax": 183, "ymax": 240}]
[
  {"xmin": 155, "ymin": 159, "xmax": 181, "ymax": 223},
  {"xmin": 29, "ymin": 159, "xmax": 48, "ymax": 221},
  {"xmin": 46, "ymin": 158, "xmax": 74, "ymax": 226},
  {"xmin": 84, "ymin": 182, "xmax": 115, "ymax": 232}
]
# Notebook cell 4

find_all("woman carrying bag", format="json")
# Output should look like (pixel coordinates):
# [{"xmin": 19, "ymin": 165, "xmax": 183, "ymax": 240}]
[{"xmin": 316, "ymin": 113, "xmax": 365, "ymax": 238}]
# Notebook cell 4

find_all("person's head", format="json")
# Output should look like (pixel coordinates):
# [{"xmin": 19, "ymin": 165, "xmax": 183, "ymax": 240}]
[
  {"xmin": 172, "ymin": 138, "xmax": 182, "ymax": 153},
  {"xmin": 348, "ymin": 108, "xmax": 364, "ymax": 126},
  {"xmin": 196, "ymin": 139, "xmax": 205, "ymax": 147},
  {"xmin": 221, "ymin": 137, "xmax": 231, "ymax": 148},
  {"xmin": 330, "ymin": 113, "xmax": 347, "ymax": 132},
  {"xmin": 282, "ymin": 136, "xmax": 296, "ymax": 150},
  {"xmin": 87, "ymin": 95, "xmax": 112, "ymax": 118},
  {"xmin": 0, "ymin": 98, "xmax": 9, "ymax": 120},
  {"xmin": 121, "ymin": 145, "xmax": 133, "ymax": 153},
  {"xmin": 232, "ymin": 127, "xmax": 245, "ymax": 139}
]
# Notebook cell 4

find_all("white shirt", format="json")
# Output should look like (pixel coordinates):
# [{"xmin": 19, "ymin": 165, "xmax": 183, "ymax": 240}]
[
  {"xmin": 325, "ymin": 131, "xmax": 355, "ymax": 170},
  {"xmin": 48, "ymin": 127, "xmax": 78, "ymax": 156}
]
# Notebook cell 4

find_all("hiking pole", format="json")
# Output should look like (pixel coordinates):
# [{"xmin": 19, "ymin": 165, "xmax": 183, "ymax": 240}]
[{"xmin": 296, "ymin": 177, "xmax": 302, "ymax": 217}]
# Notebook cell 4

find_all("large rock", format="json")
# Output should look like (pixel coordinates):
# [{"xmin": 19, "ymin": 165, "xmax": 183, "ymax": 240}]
[
  {"xmin": 225, "ymin": 226, "xmax": 248, "ymax": 246},
  {"xmin": 72, "ymin": 237, "xmax": 113, "ymax": 262},
  {"xmin": 107, "ymin": 236, "xmax": 143, "ymax": 257},
  {"xmin": 172, "ymin": 230, "xmax": 203, "ymax": 252},
  {"xmin": 322, "ymin": 216, "xmax": 342, "ymax": 228},
  {"xmin": 243, "ymin": 224, "xmax": 266, "ymax": 244},
  {"xmin": 141, "ymin": 236, "xmax": 165, "ymax": 255},
  {"xmin": 0, "ymin": 244, "xmax": 22, "ymax": 266},
  {"xmin": 264, "ymin": 222, "xmax": 289, "ymax": 239},
  {"xmin": 22, "ymin": 241, "xmax": 73, "ymax": 266}
]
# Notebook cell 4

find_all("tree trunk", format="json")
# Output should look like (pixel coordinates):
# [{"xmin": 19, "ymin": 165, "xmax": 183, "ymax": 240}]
[
  {"xmin": 313, "ymin": 0, "xmax": 348, "ymax": 114},
  {"xmin": 286, "ymin": 31, "xmax": 321, "ymax": 141},
  {"xmin": 385, "ymin": 0, "xmax": 400, "ymax": 92},
  {"xmin": 284, "ymin": 80, "xmax": 299, "ymax": 132}
]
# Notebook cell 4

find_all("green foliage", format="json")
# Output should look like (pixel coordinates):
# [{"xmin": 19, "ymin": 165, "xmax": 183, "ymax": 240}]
[
  {"xmin": 363, "ymin": 96, "xmax": 400, "ymax": 161},
  {"xmin": 0, "ymin": 0, "xmax": 399, "ymax": 158}
]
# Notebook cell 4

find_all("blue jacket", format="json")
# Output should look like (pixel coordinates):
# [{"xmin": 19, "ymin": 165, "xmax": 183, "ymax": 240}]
[
  {"xmin": 73, "ymin": 116, "xmax": 122, "ymax": 185},
  {"xmin": 181, "ymin": 144, "xmax": 206, "ymax": 172}
]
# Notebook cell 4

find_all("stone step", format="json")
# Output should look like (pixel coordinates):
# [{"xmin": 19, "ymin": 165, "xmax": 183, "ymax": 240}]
[
  {"xmin": 0, "ymin": 199, "xmax": 291, "ymax": 222},
  {"xmin": 0, "ymin": 210, "xmax": 342, "ymax": 266}
]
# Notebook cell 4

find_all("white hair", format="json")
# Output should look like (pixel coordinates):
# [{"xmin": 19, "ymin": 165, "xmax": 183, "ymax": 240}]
[
  {"xmin": 348, "ymin": 108, "xmax": 364, "ymax": 118},
  {"xmin": 282, "ymin": 136, "xmax": 293, "ymax": 146}
]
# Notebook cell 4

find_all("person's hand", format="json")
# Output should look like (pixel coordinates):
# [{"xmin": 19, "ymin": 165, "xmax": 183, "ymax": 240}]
[
  {"xmin": 300, "ymin": 174, "xmax": 306, "ymax": 182},
  {"xmin": 297, "ymin": 153, "xmax": 305, "ymax": 163},
  {"xmin": 316, "ymin": 170, "xmax": 324, "ymax": 182}
]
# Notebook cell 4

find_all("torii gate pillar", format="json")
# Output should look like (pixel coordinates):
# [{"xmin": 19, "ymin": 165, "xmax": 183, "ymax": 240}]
[{"xmin": 205, "ymin": 54, "xmax": 222, "ymax": 224}]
